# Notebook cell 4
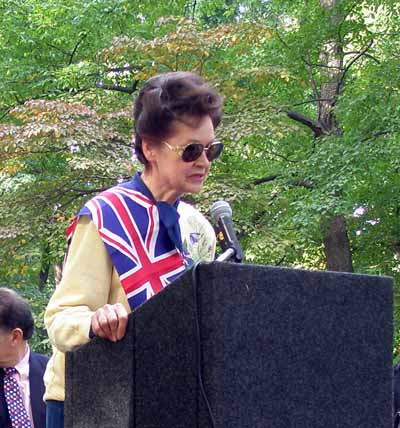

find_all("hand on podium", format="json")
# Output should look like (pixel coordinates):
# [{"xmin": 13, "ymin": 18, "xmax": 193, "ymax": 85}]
[{"xmin": 91, "ymin": 303, "xmax": 128, "ymax": 342}]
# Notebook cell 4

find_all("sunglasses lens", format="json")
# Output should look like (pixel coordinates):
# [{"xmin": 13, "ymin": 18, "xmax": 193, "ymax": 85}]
[
  {"xmin": 182, "ymin": 144, "xmax": 204, "ymax": 162},
  {"xmin": 181, "ymin": 141, "xmax": 224, "ymax": 162},
  {"xmin": 206, "ymin": 142, "xmax": 224, "ymax": 161}
]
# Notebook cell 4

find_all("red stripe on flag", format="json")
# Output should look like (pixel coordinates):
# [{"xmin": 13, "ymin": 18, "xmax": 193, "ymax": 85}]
[
  {"xmin": 122, "ymin": 252, "xmax": 184, "ymax": 294},
  {"xmin": 66, "ymin": 217, "xmax": 78, "ymax": 240},
  {"xmin": 145, "ymin": 205, "xmax": 155, "ymax": 251},
  {"xmin": 99, "ymin": 231, "xmax": 139, "ymax": 265},
  {"xmin": 116, "ymin": 187, "xmax": 153, "ymax": 206},
  {"xmin": 92, "ymin": 199, "xmax": 103, "ymax": 229},
  {"xmin": 102, "ymin": 190, "xmax": 184, "ymax": 295}
]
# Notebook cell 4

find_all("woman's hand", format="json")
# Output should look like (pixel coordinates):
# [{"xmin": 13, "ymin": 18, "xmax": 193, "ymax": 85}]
[{"xmin": 91, "ymin": 303, "xmax": 128, "ymax": 342}]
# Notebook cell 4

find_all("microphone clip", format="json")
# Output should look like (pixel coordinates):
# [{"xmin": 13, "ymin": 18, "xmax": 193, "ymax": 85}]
[
  {"xmin": 215, "ymin": 225, "xmax": 243, "ymax": 263},
  {"xmin": 210, "ymin": 201, "xmax": 243, "ymax": 264}
]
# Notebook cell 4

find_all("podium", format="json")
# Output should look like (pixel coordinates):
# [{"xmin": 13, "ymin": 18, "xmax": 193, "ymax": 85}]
[{"xmin": 65, "ymin": 262, "xmax": 393, "ymax": 428}]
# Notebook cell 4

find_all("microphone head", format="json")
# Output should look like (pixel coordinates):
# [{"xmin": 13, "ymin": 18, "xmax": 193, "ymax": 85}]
[{"xmin": 210, "ymin": 200, "xmax": 232, "ymax": 221}]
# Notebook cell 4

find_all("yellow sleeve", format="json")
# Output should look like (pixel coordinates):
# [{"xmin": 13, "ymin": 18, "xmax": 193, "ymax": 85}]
[{"xmin": 44, "ymin": 216, "xmax": 113, "ymax": 353}]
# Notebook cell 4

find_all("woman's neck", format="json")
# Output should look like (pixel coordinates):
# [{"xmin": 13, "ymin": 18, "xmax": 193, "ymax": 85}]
[{"xmin": 141, "ymin": 170, "xmax": 178, "ymax": 204}]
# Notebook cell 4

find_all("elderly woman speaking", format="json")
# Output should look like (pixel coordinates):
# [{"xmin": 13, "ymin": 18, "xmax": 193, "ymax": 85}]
[{"xmin": 43, "ymin": 71, "xmax": 223, "ymax": 428}]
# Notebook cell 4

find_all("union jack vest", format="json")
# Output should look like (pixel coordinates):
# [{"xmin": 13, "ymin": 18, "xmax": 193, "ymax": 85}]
[{"xmin": 66, "ymin": 173, "xmax": 215, "ymax": 311}]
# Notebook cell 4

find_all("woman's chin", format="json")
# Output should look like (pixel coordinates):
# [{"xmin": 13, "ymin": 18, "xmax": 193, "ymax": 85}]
[{"xmin": 184, "ymin": 182, "xmax": 204, "ymax": 195}]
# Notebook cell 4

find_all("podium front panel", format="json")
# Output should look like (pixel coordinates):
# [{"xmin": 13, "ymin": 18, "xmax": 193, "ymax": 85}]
[{"xmin": 65, "ymin": 263, "xmax": 393, "ymax": 428}]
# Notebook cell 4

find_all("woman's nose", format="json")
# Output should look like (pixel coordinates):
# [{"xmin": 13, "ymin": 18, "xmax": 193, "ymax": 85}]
[{"xmin": 194, "ymin": 149, "xmax": 210, "ymax": 166}]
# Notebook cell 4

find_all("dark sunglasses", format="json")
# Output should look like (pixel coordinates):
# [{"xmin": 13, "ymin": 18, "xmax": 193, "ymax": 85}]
[{"xmin": 162, "ymin": 140, "xmax": 224, "ymax": 163}]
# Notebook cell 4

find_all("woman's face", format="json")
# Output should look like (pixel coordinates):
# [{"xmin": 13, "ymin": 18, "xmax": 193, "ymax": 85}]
[{"xmin": 146, "ymin": 115, "xmax": 216, "ymax": 202}]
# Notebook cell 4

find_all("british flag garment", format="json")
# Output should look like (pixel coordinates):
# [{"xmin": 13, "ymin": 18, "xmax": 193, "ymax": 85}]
[{"xmin": 66, "ymin": 173, "xmax": 201, "ymax": 311}]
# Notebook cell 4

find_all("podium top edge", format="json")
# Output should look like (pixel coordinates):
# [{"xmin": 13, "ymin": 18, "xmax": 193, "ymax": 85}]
[{"xmin": 195, "ymin": 261, "xmax": 394, "ymax": 282}]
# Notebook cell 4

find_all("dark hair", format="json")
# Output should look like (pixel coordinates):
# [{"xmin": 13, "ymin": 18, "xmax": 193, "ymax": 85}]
[
  {"xmin": 0, "ymin": 288, "xmax": 34, "ymax": 340},
  {"xmin": 133, "ymin": 71, "xmax": 223, "ymax": 166}
]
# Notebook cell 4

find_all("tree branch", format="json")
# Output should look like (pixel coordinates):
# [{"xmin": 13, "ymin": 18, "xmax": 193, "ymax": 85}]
[
  {"xmin": 69, "ymin": 33, "xmax": 88, "ymax": 65},
  {"xmin": 275, "ymin": 254, "xmax": 286, "ymax": 266},
  {"xmin": 251, "ymin": 175, "xmax": 313, "ymax": 189},
  {"xmin": 0, "ymin": 106, "xmax": 13, "ymax": 121},
  {"xmin": 192, "ymin": 0, "xmax": 197, "ymax": 19},
  {"xmin": 0, "ymin": 76, "xmax": 139, "ymax": 121},
  {"xmin": 360, "ymin": 130, "xmax": 394, "ymax": 143},
  {"xmin": 291, "ymin": 98, "xmax": 333, "ymax": 107},
  {"xmin": 0, "ymin": 87, "xmax": 92, "ymax": 120},
  {"xmin": 275, "ymin": 27, "xmax": 321, "ymax": 104},
  {"xmin": 287, "ymin": 179, "xmax": 313, "ymax": 189},
  {"xmin": 304, "ymin": 61, "xmax": 342, "ymax": 70},
  {"xmin": 96, "ymin": 81, "xmax": 138, "ymax": 94},
  {"xmin": 336, "ymin": 39, "xmax": 374, "ymax": 95},
  {"xmin": 70, "ymin": 187, "xmax": 114, "ymax": 195},
  {"xmin": 46, "ymin": 42, "xmax": 70, "ymax": 56},
  {"xmin": 106, "ymin": 65, "xmax": 137, "ymax": 73},
  {"xmin": 38, "ymin": 242, "xmax": 50, "ymax": 289},
  {"xmin": 304, "ymin": 53, "xmax": 321, "ymax": 105},
  {"xmin": 54, "ymin": 186, "xmax": 115, "ymax": 212},
  {"xmin": 252, "ymin": 175, "xmax": 278, "ymax": 186},
  {"xmin": 264, "ymin": 148, "xmax": 298, "ymax": 163},
  {"xmin": 343, "ymin": 51, "xmax": 380, "ymax": 64},
  {"xmin": 283, "ymin": 110, "xmax": 324, "ymax": 136},
  {"xmin": 337, "ymin": 2, "xmax": 359, "ymax": 44}
]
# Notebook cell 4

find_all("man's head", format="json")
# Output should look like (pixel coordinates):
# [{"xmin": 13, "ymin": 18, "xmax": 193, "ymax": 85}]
[{"xmin": 0, "ymin": 288, "xmax": 34, "ymax": 367}]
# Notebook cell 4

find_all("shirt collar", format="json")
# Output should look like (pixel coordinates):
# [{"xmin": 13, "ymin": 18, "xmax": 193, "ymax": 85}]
[
  {"xmin": 129, "ymin": 172, "xmax": 183, "ymax": 253},
  {"xmin": 14, "ymin": 344, "xmax": 30, "ymax": 380}
]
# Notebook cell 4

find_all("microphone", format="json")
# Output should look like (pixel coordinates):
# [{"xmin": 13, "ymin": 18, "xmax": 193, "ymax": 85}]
[{"xmin": 210, "ymin": 201, "xmax": 243, "ymax": 263}]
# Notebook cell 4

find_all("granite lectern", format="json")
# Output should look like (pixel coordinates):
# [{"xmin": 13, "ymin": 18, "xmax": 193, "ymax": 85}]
[{"xmin": 65, "ymin": 262, "xmax": 393, "ymax": 428}]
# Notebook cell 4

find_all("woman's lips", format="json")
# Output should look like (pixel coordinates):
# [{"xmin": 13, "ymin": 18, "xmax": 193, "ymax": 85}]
[{"xmin": 188, "ymin": 173, "xmax": 205, "ymax": 183}]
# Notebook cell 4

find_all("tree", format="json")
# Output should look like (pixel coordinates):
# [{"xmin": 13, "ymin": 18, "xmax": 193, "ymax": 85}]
[{"xmin": 1, "ymin": 0, "xmax": 399, "ymax": 354}]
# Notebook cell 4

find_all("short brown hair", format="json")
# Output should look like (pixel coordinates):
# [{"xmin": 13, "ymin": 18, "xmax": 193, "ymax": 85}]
[
  {"xmin": 133, "ymin": 71, "xmax": 223, "ymax": 166},
  {"xmin": 0, "ymin": 288, "xmax": 34, "ymax": 340}
]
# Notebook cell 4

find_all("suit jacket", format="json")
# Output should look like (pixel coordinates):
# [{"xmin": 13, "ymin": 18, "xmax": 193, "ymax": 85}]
[
  {"xmin": 394, "ymin": 364, "xmax": 400, "ymax": 428},
  {"xmin": 0, "ymin": 351, "xmax": 49, "ymax": 428}
]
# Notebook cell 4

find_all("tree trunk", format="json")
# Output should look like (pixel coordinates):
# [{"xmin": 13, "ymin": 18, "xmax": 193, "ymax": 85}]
[
  {"xmin": 38, "ymin": 263, "xmax": 50, "ymax": 290},
  {"xmin": 319, "ymin": 0, "xmax": 353, "ymax": 272},
  {"xmin": 54, "ymin": 262, "xmax": 63, "ymax": 285},
  {"xmin": 393, "ymin": 243, "xmax": 400, "ymax": 268},
  {"xmin": 318, "ymin": 0, "xmax": 343, "ymax": 135},
  {"xmin": 323, "ymin": 215, "xmax": 353, "ymax": 272},
  {"xmin": 281, "ymin": 0, "xmax": 354, "ymax": 271},
  {"xmin": 38, "ymin": 243, "xmax": 50, "ymax": 290}
]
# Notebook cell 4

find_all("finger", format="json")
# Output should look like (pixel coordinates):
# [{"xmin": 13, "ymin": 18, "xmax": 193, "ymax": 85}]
[
  {"xmin": 91, "ymin": 312, "xmax": 107, "ymax": 339},
  {"xmin": 103, "ymin": 307, "xmax": 119, "ymax": 341},
  {"xmin": 97, "ymin": 307, "xmax": 113, "ymax": 340},
  {"xmin": 114, "ymin": 304, "xmax": 128, "ymax": 340}
]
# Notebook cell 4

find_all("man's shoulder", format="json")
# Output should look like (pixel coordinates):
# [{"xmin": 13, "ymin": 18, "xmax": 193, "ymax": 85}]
[{"xmin": 30, "ymin": 351, "xmax": 49, "ymax": 370}]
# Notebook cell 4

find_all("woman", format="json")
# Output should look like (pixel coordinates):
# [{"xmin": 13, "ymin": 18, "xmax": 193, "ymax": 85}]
[{"xmin": 43, "ymin": 71, "xmax": 224, "ymax": 428}]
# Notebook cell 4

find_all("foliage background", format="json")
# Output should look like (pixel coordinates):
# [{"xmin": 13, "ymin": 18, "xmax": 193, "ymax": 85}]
[{"xmin": 0, "ymin": 0, "xmax": 399, "ymax": 358}]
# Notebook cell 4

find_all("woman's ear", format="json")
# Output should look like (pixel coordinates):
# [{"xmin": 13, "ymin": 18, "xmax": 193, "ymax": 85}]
[{"xmin": 141, "ymin": 139, "xmax": 157, "ymax": 163}]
